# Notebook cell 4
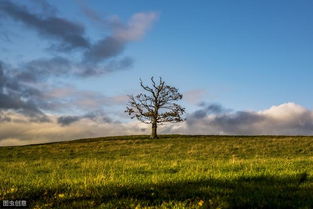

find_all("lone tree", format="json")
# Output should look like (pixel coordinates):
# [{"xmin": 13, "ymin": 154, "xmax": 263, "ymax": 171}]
[{"xmin": 125, "ymin": 77, "xmax": 185, "ymax": 139}]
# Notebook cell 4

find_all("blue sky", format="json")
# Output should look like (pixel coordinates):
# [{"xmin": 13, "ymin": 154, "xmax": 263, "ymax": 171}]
[
  {"xmin": 1, "ymin": 0, "xmax": 313, "ymax": 145},
  {"xmin": 68, "ymin": 0, "xmax": 313, "ymax": 110},
  {"xmin": 2, "ymin": 0, "xmax": 313, "ymax": 110}
]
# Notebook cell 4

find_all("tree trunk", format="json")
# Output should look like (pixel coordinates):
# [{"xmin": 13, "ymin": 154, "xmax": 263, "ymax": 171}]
[{"xmin": 151, "ymin": 122, "xmax": 158, "ymax": 139}]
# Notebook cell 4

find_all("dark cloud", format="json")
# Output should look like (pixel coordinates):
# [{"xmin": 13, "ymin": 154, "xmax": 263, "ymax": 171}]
[
  {"xmin": 11, "ymin": 56, "xmax": 133, "ymax": 83},
  {"xmin": 183, "ymin": 103, "xmax": 313, "ymax": 135},
  {"xmin": 57, "ymin": 115, "xmax": 81, "ymax": 126},
  {"xmin": 0, "ymin": 58, "xmax": 130, "ymax": 122},
  {"xmin": 76, "ymin": 57, "xmax": 133, "ymax": 77},
  {"xmin": 0, "ymin": 0, "xmax": 157, "ymax": 130},
  {"xmin": 209, "ymin": 111, "xmax": 265, "ymax": 134},
  {"xmin": 0, "ymin": 93, "xmax": 39, "ymax": 115},
  {"xmin": 0, "ymin": 1, "xmax": 89, "ymax": 51},
  {"xmin": 84, "ymin": 36, "xmax": 125, "ymax": 63},
  {"xmin": 0, "ymin": 62, "xmax": 50, "ymax": 122},
  {"xmin": 57, "ymin": 110, "xmax": 112, "ymax": 126},
  {"xmin": 206, "ymin": 103, "xmax": 226, "ymax": 114},
  {"xmin": 0, "ymin": 0, "xmax": 157, "ymax": 65},
  {"xmin": 16, "ymin": 57, "xmax": 71, "ymax": 82},
  {"xmin": 186, "ymin": 104, "xmax": 266, "ymax": 134},
  {"xmin": 77, "ymin": 3, "xmax": 158, "ymax": 64},
  {"xmin": 188, "ymin": 103, "xmax": 230, "ymax": 121},
  {"xmin": 84, "ymin": 111, "xmax": 112, "ymax": 123},
  {"xmin": 0, "ymin": 1, "xmax": 153, "ymax": 78}
]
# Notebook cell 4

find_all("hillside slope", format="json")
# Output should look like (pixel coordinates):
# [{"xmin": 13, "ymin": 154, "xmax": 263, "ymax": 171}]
[{"xmin": 1, "ymin": 135, "xmax": 313, "ymax": 208}]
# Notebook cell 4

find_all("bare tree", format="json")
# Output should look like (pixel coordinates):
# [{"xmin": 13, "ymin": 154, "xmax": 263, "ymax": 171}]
[{"xmin": 125, "ymin": 77, "xmax": 185, "ymax": 139}]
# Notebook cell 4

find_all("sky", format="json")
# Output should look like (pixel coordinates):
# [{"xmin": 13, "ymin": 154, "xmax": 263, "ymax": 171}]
[{"xmin": 1, "ymin": 0, "xmax": 313, "ymax": 146}]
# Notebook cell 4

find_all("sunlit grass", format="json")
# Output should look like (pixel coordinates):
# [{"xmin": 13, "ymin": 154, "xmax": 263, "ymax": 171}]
[{"xmin": 1, "ymin": 135, "xmax": 313, "ymax": 208}]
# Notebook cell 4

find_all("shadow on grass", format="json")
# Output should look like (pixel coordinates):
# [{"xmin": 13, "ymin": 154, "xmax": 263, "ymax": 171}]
[{"xmin": 10, "ymin": 173, "xmax": 313, "ymax": 208}]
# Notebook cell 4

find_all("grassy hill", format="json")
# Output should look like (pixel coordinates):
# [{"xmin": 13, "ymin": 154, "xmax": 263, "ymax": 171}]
[{"xmin": 1, "ymin": 135, "xmax": 313, "ymax": 209}]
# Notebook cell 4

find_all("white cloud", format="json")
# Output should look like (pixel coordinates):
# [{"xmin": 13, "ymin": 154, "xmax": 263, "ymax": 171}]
[
  {"xmin": 114, "ymin": 12, "xmax": 159, "ymax": 41},
  {"xmin": 260, "ymin": 102, "xmax": 310, "ymax": 120}
]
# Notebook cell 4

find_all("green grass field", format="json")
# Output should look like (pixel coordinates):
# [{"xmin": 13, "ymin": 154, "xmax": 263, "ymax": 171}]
[{"xmin": 1, "ymin": 135, "xmax": 313, "ymax": 209}]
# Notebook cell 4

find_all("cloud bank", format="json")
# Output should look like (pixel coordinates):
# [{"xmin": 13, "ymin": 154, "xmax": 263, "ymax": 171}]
[
  {"xmin": 0, "ymin": 114, "xmax": 146, "ymax": 146},
  {"xmin": 168, "ymin": 102, "xmax": 313, "ymax": 135},
  {"xmin": 2, "ymin": 102, "xmax": 313, "ymax": 146}
]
